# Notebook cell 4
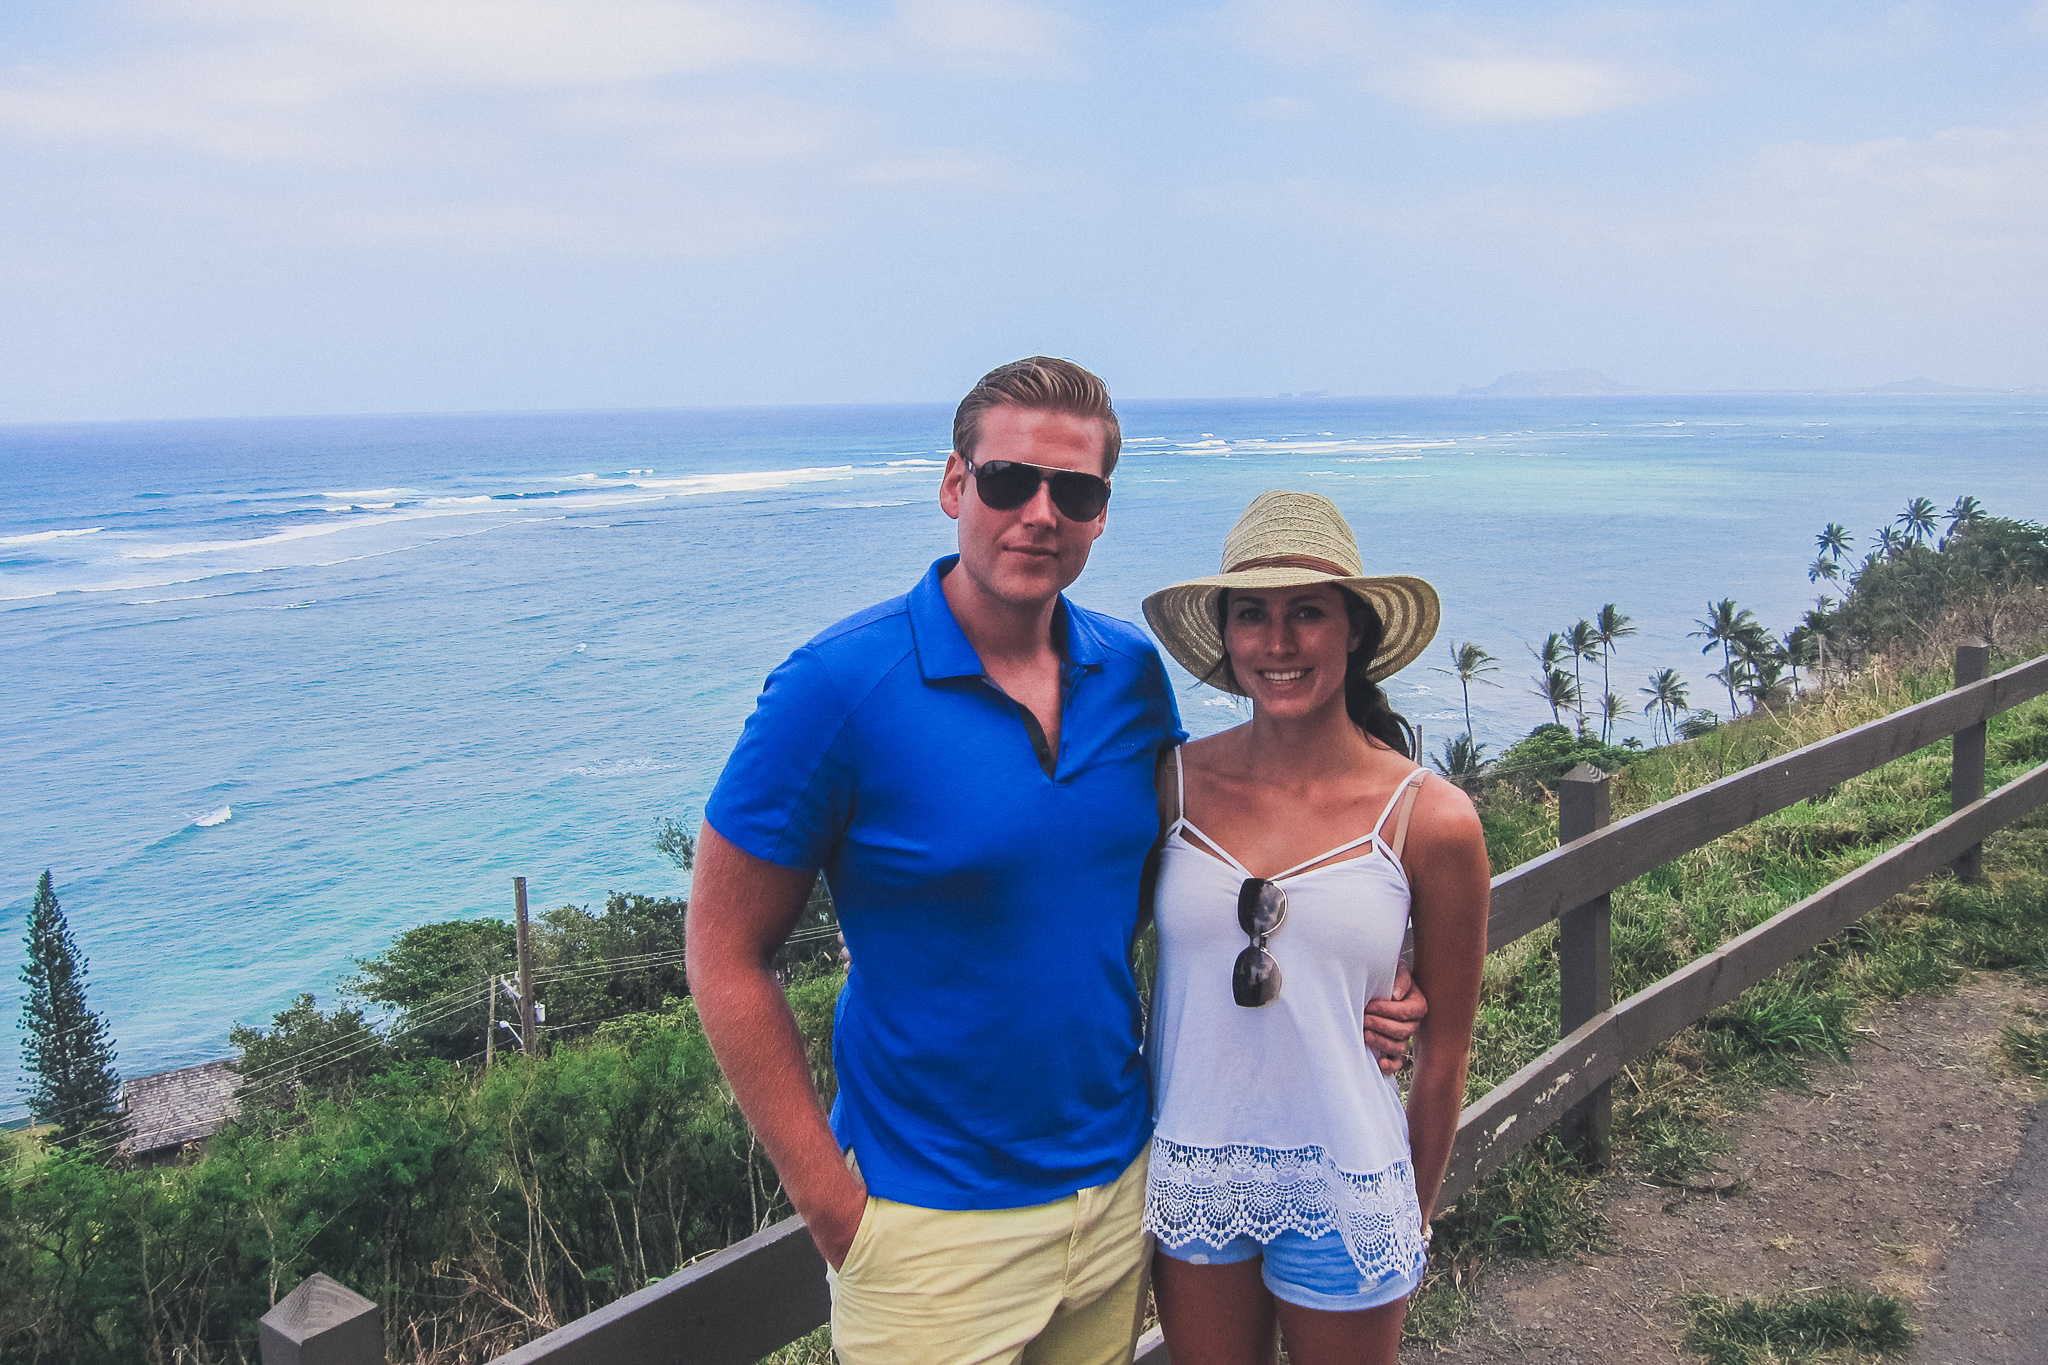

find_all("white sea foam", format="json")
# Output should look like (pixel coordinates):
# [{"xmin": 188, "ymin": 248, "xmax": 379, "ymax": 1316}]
[
  {"xmin": 629, "ymin": 465, "xmax": 856, "ymax": 496},
  {"xmin": 885, "ymin": 458, "xmax": 947, "ymax": 467},
  {"xmin": 0, "ymin": 527, "xmax": 104, "ymax": 546},
  {"xmin": 564, "ymin": 757, "xmax": 672, "ymax": 777},
  {"xmin": 123, "ymin": 519, "xmax": 386, "ymax": 559},
  {"xmin": 321, "ymin": 488, "xmax": 419, "ymax": 500},
  {"xmin": 194, "ymin": 805, "xmax": 233, "ymax": 827}
]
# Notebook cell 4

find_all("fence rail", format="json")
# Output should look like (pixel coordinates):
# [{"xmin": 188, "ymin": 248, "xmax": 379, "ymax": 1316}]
[{"xmin": 262, "ymin": 641, "xmax": 2048, "ymax": 1365}]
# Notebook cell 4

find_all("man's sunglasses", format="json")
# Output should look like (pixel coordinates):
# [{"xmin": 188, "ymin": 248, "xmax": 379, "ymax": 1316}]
[
  {"xmin": 961, "ymin": 457, "xmax": 1112, "ymax": 522},
  {"xmin": 1233, "ymin": 877, "xmax": 1288, "ymax": 1008}
]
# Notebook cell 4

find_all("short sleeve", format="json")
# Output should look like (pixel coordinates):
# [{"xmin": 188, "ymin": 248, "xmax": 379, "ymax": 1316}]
[
  {"xmin": 705, "ymin": 646, "xmax": 855, "ymax": 870},
  {"xmin": 1148, "ymin": 643, "xmax": 1190, "ymax": 745}
]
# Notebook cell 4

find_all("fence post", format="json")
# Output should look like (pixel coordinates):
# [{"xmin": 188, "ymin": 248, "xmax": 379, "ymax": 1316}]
[
  {"xmin": 514, "ymin": 876, "xmax": 538, "ymax": 1053},
  {"xmin": 259, "ymin": 1273, "xmax": 385, "ymax": 1365},
  {"xmin": 1952, "ymin": 638, "xmax": 1991, "ymax": 882},
  {"xmin": 1557, "ymin": 763, "xmax": 1613, "ymax": 1167}
]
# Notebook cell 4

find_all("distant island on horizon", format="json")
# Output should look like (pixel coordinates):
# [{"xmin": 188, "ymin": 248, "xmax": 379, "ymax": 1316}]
[
  {"xmin": 1453, "ymin": 369, "xmax": 2047, "ymax": 398},
  {"xmin": 1459, "ymin": 369, "xmax": 1650, "ymax": 397}
]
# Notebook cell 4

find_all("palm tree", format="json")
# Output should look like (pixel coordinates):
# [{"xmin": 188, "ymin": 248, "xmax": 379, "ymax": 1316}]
[
  {"xmin": 1800, "ymin": 602, "xmax": 1838, "ymax": 686},
  {"xmin": 1430, "ymin": 641, "xmax": 1501, "ymax": 742},
  {"xmin": 1565, "ymin": 619, "xmax": 1600, "ymax": 735},
  {"xmin": 1529, "ymin": 632, "xmax": 1567, "ymax": 684},
  {"xmin": 1532, "ymin": 668, "xmax": 1580, "ymax": 727},
  {"xmin": 1875, "ymin": 526, "xmax": 1908, "ymax": 559},
  {"xmin": 1816, "ymin": 522, "xmax": 1854, "ymax": 565},
  {"xmin": 1742, "ymin": 652, "xmax": 1786, "ymax": 712},
  {"xmin": 1944, "ymin": 495, "xmax": 1985, "ymax": 544},
  {"xmin": 1710, "ymin": 655, "xmax": 1757, "ymax": 713},
  {"xmin": 1432, "ymin": 734, "xmax": 1489, "ymax": 786},
  {"xmin": 1807, "ymin": 556, "xmax": 1842, "ymax": 592},
  {"xmin": 1592, "ymin": 604, "xmax": 1636, "ymax": 738},
  {"xmin": 1896, "ymin": 497, "xmax": 1938, "ymax": 544},
  {"xmin": 1599, "ymin": 692, "xmax": 1624, "ymax": 744},
  {"xmin": 1690, "ymin": 598, "xmax": 1758, "ymax": 719},
  {"xmin": 1730, "ymin": 623, "xmax": 1783, "ymax": 712},
  {"xmin": 1641, "ymin": 668, "xmax": 1688, "ymax": 745},
  {"xmin": 1784, "ymin": 625, "xmax": 1822, "ymax": 691}
]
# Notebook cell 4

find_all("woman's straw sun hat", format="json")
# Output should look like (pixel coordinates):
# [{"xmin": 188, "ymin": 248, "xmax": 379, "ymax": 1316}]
[{"xmin": 1142, "ymin": 490, "xmax": 1440, "ymax": 694}]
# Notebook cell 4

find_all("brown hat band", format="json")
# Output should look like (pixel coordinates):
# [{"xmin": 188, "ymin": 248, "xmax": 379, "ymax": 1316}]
[{"xmin": 1225, "ymin": 553, "xmax": 1352, "ymax": 577}]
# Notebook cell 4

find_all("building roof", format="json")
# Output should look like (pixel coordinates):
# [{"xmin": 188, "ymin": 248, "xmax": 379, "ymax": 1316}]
[{"xmin": 121, "ymin": 1058, "xmax": 239, "ymax": 1156}]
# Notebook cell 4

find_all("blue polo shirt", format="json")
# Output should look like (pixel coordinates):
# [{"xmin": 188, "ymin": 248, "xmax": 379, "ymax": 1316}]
[{"xmin": 705, "ymin": 556, "xmax": 1185, "ymax": 1210}]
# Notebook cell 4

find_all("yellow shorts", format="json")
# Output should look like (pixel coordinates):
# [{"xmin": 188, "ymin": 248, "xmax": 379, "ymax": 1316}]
[{"xmin": 827, "ymin": 1149, "xmax": 1151, "ymax": 1365}]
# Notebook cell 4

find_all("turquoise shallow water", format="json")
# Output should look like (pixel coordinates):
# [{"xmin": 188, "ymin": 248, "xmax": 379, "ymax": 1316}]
[{"xmin": 2, "ymin": 394, "xmax": 2044, "ymax": 1113}]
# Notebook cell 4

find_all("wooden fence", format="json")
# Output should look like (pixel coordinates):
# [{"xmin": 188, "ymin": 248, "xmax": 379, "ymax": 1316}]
[{"xmin": 262, "ymin": 640, "xmax": 2048, "ymax": 1365}]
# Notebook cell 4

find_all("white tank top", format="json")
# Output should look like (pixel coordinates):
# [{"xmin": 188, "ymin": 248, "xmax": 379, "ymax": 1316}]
[{"xmin": 1143, "ymin": 748, "xmax": 1431, "ymax": 1282}]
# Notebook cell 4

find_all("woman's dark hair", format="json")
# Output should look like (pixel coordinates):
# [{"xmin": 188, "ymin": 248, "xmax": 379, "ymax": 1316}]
[{"xmin": 1213, "ymin": 587, "xmax": 1416, "ymax": 758}]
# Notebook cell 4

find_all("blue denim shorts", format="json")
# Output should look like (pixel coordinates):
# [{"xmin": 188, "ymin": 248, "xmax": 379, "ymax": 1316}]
[{"xmin": 1157, "ymin": 1228, "xmax": 1422, "ymax": 1312}]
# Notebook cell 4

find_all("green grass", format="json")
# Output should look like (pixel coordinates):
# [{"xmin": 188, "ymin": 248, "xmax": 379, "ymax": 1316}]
[
  {"xmin": 760, "ymin": 1326, "xmax": 834, "ymax": 1364},
  {"xmin": 1680, "ymin": 1285, "xmax": 1914, "ymax": 1364},
  {"xmin": 2001, "ymin": 1013, "xmax": 2048, "ymax": 1079},
  {"xmin": 1406, "ymin": 629, "xmax": 2048, "ymax": 1345}
]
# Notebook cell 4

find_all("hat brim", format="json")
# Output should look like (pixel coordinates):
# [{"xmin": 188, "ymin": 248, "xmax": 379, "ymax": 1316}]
[{"xmin": 1142, "ymin": 567, "xmax": 1440, "ymax": 695}]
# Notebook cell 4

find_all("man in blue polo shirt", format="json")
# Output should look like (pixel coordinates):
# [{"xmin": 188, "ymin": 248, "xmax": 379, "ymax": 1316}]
[{"xmin": 688, "ymin": 358, "xmax": 1419, "ymax": 1364}]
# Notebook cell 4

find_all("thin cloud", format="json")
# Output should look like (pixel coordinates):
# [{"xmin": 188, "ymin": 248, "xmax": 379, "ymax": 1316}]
[
  {"xmin": 1226, "ymin": 0, "xmax": 1679, "ymax": 123},
  {"xmin": 309, "ymin": 200, "xmax": 808, "ymax": 256},
  {"xmin": 155, "ymin": 0, "xmax": 851, "ymax": 85},
  {"xmin": 837, "ymin": 150, "xmax": 993, "ymax": 185},
  {"xmin": 0, "ymin": 0, "xmax": 865, "ymax": 161},
  {"xmin": 1373, "ymin": 54, "xmax": 1652, "ymax": 123},
  {"xmin": 894, "ymin": 0, "xmax": 1083, "ymax": 76},
  {"xmin": 1239, "ymin": 96, "xmax": 1312, "ymax": 122},
  {"xmin": 550, "ymin": 93, "xmax": 844, "ymax": 162},
  {"xmin": 1746, "ymin": 121, "xmax": 2048, "ymax": 265}
]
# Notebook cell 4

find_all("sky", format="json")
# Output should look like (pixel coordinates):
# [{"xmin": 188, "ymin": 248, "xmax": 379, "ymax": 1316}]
[{"xmin": 2, "ymin": 0, "xmax": 2046, "ymax": 421}]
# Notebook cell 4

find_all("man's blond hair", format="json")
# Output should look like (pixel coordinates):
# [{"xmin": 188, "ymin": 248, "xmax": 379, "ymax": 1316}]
[{"xmin": 952, "ymin": 357, "xmax": 1123, "ymax": 477}]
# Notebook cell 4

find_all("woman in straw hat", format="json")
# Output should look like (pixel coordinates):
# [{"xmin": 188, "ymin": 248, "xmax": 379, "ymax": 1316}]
[{"xmin": 1139, "ymin": 491, "xmax": 1490, "ymax": 1364}]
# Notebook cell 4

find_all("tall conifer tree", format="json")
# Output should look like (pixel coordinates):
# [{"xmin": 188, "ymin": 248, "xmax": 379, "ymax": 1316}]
[{"xmin": 18, "ymin": 871, "xmax": 125, "ymax": 1149}]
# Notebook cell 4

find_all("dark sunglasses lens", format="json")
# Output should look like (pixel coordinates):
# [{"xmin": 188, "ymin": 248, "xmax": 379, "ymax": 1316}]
[
  {"xmin": 972, "ymin": 461, "xmax": 1041, "ymax": 510},
  {"xmin": 1047, "ymin": 473, "xmax": 1110, "ymax": 521},
  {"xmin": 1233, "ymin": 946, "xmax": 1281, "ymax": 1007},
  {"xmin": 1237, "ymin": 879, "xmax": 1286, "ymax": 937}
]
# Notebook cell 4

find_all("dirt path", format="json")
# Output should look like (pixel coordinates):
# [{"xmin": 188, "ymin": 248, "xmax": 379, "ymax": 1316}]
[{"xmin": 1418, "ymin": 974, "xmax": 2047, "ymax": 1364}]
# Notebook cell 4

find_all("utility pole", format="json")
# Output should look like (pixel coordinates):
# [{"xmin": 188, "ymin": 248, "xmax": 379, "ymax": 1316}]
[
  {"xmin": 514, "ymin": 877, "xmax": 538, "ymax": 1055},
  {"xmin": 485, "ymin": 970, "xmax": 495, "ymax": 1069}
]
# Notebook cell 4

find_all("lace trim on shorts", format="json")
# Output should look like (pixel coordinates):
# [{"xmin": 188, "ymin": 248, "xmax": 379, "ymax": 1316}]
[{"xmin": 1144, "ymin": 1137, "xmax": 1430, "ymax": 1282}]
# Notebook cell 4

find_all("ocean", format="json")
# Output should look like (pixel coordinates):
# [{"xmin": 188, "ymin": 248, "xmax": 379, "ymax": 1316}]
[{"xmin": 3, "ymin": 394, "xmax": 2044, "ymax": 1113}]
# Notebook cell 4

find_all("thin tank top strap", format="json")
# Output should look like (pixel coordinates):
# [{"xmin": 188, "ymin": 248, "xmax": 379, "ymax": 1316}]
[
  {"xmin": 1368, "ymin": 764, "xmax": 1428, "ymax": 840},
  {"xmin": 1172, "ymin": 746, "xmax": 1257, "ymax": 877},
  {"xmin": 1384, "ymin": 769, "xmax": 1428, "ymax": 861},
  {"xmin": 1270, "ymin": 829, "xmax": 1380, "ymax": 881}
]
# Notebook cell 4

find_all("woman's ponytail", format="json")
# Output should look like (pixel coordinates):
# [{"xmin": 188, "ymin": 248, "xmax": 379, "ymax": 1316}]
[{"xmin": 1340, "ymin": 593, "xmax": 1416, "ymax": 758}]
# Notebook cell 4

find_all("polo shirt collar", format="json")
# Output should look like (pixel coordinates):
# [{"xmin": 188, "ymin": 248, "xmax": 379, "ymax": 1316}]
[{"xmin": 909, "ymin": 555, "xmax": 1106, "ymax": 681}]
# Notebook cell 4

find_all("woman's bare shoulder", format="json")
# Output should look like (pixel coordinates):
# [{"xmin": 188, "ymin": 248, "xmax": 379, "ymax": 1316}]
[{"xmin": 1406, "ymin": 772, "xmax": 1486, "ymax": 851}]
